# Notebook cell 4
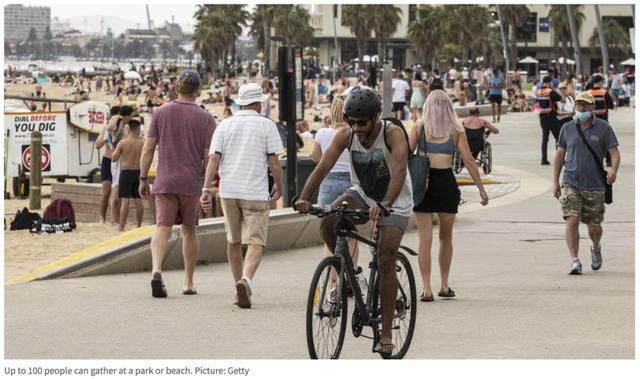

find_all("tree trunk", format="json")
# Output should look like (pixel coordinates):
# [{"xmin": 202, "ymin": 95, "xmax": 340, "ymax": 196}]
[
  {"xmin": 357, "ymin": 39, "xmax": 364, "ymax": 71},
  {"xmin": 496, "ymin": 5, "xmax": 510, "ymax": 71},
  {"xmin": 566, "ymin": 4, "xmax": 582, "ymax": 78},
  {"xmin": 561, "ymin": 37, "xmax": 569, "ymax": 79},
  {"xmin": 263, "ymin": 16, "xmax": 271, "ymax": 76},
  {"xmin": 594, "ymin": 5, "xmax": 609, "ymax": 71}
]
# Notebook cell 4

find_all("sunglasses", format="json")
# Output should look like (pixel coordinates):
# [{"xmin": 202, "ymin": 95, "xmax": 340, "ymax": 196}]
[{"xmin": 347, "ymin": 118, "xmax": 369, "ymax": 126}]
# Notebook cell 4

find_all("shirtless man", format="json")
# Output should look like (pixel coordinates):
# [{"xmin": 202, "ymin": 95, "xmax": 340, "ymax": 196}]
[
  {"xmin": 106, "ymin": 105, "xmax": 134, "ymax": 226},
  {"xmin": 111, "ymin": 118, "xmax": 145, "ymax": 231}
]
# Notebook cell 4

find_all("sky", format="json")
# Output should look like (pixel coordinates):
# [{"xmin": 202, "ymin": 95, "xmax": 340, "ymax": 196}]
[{"xmin": 50, "ymin": 3, "xmax": 200, "ymax": 33}]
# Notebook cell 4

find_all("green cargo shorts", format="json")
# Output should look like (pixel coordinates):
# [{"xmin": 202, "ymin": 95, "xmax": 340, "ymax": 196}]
[{"xmin": 560, "ymin": 183, "xmax": 605, "ymax": 225}]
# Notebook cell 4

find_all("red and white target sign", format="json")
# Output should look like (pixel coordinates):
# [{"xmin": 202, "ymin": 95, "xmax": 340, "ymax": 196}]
[{"xmin": 21, "ymin": 144, "xmax": 51, "ymax": 172}]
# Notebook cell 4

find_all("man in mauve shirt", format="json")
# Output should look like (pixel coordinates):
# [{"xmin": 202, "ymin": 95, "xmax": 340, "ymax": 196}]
[{"xmin": 139, "ymin": 70, "xmax": 215, "ymax": 298}]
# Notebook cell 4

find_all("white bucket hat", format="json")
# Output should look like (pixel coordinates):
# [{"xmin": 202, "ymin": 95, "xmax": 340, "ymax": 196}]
[{"xmin": 235, "ymin": 83, "xmax": 268, "ymax": 106}]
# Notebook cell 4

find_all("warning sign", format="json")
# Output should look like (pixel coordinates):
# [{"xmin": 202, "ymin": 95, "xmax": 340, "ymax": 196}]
[{"xmin": 21, "ymin": 144, "xmax": 51, "ymax": 172}]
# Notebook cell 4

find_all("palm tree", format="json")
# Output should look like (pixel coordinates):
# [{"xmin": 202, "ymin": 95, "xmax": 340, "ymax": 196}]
[
  {"xmin": 372, "ymin": 5, "xmax": 403, "ymax": 63},
  {"xmin": 193, "ymin": 5, "xmax": 247, "ymax": 74},
  {"xmin": 272, "ymin": 5, "xmax": 315, "ymax": 47},
  {"xmin": 594, "ymin": 5, "xmax": 609, "ymax": 72},
  {"xmin": 408, "ymin": 5, "xmax": 446, "ymax": 69},
  {"xmin": 549, "ymin": 5, "xmax": 585, "ymax": 77},
  {"xmin": 589, "ymin": 18, "xmax": 631, "ymax": 63},
  {"xmin": 500, "ymin": 4, "xmax": 529, "ymax": 70},
  {"xmin": 341, "ymin": 5, "xmax": 375, "ymax": 70},
  {"xmin": 566, "ymin": 4, "xmax": 582, "ymax": 78},
  {"xmin": 251, "ymin": 5, "xmax": 277, "ymax": 76}
]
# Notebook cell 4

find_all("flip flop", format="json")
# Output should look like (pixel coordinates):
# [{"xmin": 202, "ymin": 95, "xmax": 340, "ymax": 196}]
[
  {"xmin": 182, "ymin": 288, "xmax": 197, "ymax": 295},
  {"xmin": 373, "ymin": 341, "xmax": 395, "ymax": 355},
  {"xmin": 151, "ymin": 272, "xmax": 168, "ymax": 298},
  {"xmin": 438, "ymin": 288, "xmax": 456, "ymax": 298},
  {"xmin": 420, "ymin": 293, "xmax": 434, "ymax": 302}
]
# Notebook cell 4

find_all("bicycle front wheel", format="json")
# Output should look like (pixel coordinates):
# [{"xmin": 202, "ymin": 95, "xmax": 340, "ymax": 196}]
[
  {"xmin": 306, "ymin": 256, "xmax": 348, "ymax": 359},
  {"xmin": 372, "ymin": 252, "xmax": 417, "ymax": 359}
]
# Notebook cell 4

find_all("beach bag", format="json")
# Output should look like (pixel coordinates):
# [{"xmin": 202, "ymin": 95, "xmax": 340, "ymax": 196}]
[
  {"xmin": 43, "ymin": 199, "xmax": 77, "ymax": 229},
  {"xmin": 10, "ymin": 208, "xmax": 41, "ymax": 231},
  {"xmin": 408, "ymin": 124, "xmax": 430, "ymax": 206}
]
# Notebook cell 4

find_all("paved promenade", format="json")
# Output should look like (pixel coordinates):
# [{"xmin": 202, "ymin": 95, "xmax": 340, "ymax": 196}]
[{"xmin": 4, "ymin": 107, "xmax": 635, "ymax": 359}]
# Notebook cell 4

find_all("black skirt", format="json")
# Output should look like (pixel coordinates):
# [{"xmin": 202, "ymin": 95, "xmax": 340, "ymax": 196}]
[{"xmin": 413, "ymin": 168, "xmax": 461, "ymax": 214}]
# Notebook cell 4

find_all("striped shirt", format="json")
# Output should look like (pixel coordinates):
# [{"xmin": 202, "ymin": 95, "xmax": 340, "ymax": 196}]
[{"xmin": 211, "ymin": 110, "xmax": 284, "ymax": 201}]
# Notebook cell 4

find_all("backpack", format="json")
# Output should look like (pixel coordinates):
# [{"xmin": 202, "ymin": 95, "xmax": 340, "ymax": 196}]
[
  {"xmin": 10, "ymin": 207, "xmax": 42, "ymax": 231},
  {"xmin": 43, "ymin": 199, "xmax": 76, "ymax": 229}
]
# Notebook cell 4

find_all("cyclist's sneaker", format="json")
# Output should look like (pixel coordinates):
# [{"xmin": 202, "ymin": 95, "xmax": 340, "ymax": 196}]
[
  {"xmin": 590, "ymin": 246, "xmax": 603, "ymax": 271},
  {"xmin": 235, "ymin": 278, "xmax": 252, "ymax": 309},
  {"xmin": 569, "ymin": 260, "xmax": 582, "ymax": 275}
]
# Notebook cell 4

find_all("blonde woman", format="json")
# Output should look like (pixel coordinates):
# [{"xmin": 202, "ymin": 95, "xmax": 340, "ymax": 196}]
[
  {"xmin": 409, "ymin": 90, "xmax": 489, "ymax": 302},
  {"xmin": 311, "ymin": 97, "xmax": 359, "ymax": 266}
]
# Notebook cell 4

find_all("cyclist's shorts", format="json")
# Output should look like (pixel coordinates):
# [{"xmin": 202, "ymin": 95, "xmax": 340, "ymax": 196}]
[{"xmin": 344, "ymin": 189, "xmax": 409, "ymax": 231}]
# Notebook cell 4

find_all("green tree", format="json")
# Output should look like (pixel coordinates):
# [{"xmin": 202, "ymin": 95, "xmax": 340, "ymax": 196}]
[
  {"xmin": 500, "ymin": 4, "xmax": 530, "ymax": 70},
  {"xmin": 341, "ymin": 5, "xmax": 375, "ymax": 70},
  {"xmin": 549, "ymin": 5, "xmax": 585, "ymax": 76},
  {"xmin": 250, "ymin": 5, "xmax": 277, "ymax": 75},
  {"xmin": 272, "ymin": 5, "xmax": 315, "ymax": 48},
  {"xmin": 25, "ymin": 27, "xmax": 38, "ymax": 56},
  {"xmin": 372, "ymin": 5, "xmax": 403, "ymax": 63},
  {"xmin": 194, "ymin": 5, "xmax": 248, "ymax": 73},
  {"xmin": 408, "ymin": 5, "xmax": 446, "ymax": 69},
  {"xmin": 589, "ymin": 18, "xmax": 631, "ymax": 60}
]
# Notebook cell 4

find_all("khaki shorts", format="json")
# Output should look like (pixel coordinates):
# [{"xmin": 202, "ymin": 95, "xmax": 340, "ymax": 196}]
[
  {"xmin": 560, "ymin": 183, "xmax": 605, "ymax": 225},
  {"xmin": 220, "ymin": 198, "xmax": 270, "ymax": 246}
]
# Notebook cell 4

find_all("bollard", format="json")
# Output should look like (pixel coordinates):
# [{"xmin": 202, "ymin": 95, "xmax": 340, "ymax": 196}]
[
  {"xmin": 382, "ymin": 63, "xmax": 393, "ymax": 118},
  {"xmin": 29, "ymin": 131, "xmax": 42, "ymax": 210}
]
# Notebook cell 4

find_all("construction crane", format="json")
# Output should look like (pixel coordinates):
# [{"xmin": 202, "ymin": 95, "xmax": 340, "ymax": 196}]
[{"xmin": 145, "ymin": 4, "xmax": 153, "ymax": 30}]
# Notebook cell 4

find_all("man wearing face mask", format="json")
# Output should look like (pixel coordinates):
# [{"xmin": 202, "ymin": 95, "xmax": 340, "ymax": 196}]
[{"xmin": 552, "ymin": 92, "xmax": 620, "ymax": 275}]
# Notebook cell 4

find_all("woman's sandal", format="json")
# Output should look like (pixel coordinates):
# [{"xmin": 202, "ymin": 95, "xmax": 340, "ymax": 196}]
[
  {"xmin": 437, "ymin": 287, "xmax": 456, "ymax": 298},
  {"xmin": 182, "ymin": 288, "xmax": 197, "ymax": 295},
  {"xmin": 374, "ymin": 341, "xmax": 395, "ymax": 355},
  {"xmin": 151, "ymin": 272, "xmax": 168, "ymax": 298},
  {"xmin": 420, "ymin": 293, "xmax": 435, "ymax": 302}
]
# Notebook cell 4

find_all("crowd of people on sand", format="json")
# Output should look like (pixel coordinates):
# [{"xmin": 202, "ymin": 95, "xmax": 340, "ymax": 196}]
[{"xmin": 6, "ymin": 54, "xmax": 630, "ymax": 355}]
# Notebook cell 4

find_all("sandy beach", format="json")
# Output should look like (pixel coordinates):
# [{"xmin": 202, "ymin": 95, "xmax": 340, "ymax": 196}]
[{"xmin": 3, "ymin": 76, "xmax": 324, "ymax": 283}]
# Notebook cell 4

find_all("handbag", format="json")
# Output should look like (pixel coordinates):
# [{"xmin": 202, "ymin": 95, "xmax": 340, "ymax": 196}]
[
  {"xmin": 574, "ymin": 122, "xmax": 612, "ymax": 204},
  {"xmin": 408, "ymin": 124, "xmax": 430, "ymax": 206}
]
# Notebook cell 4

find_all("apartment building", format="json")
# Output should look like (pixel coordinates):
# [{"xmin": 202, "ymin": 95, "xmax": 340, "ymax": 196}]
[{"xmin": 4, "ymin": 4, "xmax": 51, "ymax": 42}]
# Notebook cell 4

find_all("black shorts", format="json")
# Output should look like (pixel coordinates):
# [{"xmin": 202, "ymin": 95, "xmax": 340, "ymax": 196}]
[
  {"xmin": 146, "ymin": 100, "xmax": 153, "ymax": 108},
  {"xmin": 413, "ymin": 168, "xmax": 461, "ymax": 214},
  {"xmin": 100, "ymin": 157, "xmax": 112, "ymax": 182},
  {"xmin": 392, "ymin": 102, "xmax": 406, "ymax": 112},
  {"xmin": 118, "ymin": 169, "xmax": 141, "ymax": 198},
  {"xmin": 489, "ymin": 94, "xmax": 502, "ymax": 104}
]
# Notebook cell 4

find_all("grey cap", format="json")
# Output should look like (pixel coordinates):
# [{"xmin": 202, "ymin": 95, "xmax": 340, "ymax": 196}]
[{"xmin": 178, "ymin": 70, "xmax": 201, "ymax": 86}]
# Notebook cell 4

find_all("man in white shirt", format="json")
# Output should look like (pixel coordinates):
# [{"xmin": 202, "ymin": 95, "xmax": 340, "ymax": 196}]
[
  {"xmin": 200, "ymin": 83, "xmax": 284, "ymax": 309},
  {"xmin": 391, "ymin": 74, "xmax": 410, "ymax": 120}
]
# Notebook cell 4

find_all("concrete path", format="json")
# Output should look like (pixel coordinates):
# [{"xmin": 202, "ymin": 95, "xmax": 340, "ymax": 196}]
[{"xmin": 4, "ymin": 107, "xmax": 635, "ymax": 359}]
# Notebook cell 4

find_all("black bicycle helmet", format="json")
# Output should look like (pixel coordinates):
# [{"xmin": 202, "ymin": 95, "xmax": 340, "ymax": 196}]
[
  {"xmin": 591, "ymin": 74, "xmax": 605, "ymax": 83},
  {"xmin": 343, "ymin": 86, "xmax": 381, "ymax": 117}
]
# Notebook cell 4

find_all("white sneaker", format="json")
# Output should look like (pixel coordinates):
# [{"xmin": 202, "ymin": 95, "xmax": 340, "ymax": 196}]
[
  {"xmin": 591, "ymin": 246, "xmax": 603, "ymax": 271},
  {"xmin": 569, "ymin": 260, "xmax": 583, "ymax": 275}
]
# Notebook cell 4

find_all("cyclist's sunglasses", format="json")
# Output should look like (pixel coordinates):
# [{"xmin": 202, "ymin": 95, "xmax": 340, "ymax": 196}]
[{"xmin": 346, "ymin": 118, "xmax": 369, "ymax": 126}]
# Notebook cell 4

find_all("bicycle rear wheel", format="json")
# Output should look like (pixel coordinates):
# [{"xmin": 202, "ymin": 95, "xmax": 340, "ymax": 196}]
[
  {"xmin": 306, "ymin": 256, "xmax": 348, "ymax": 359},
  {"xmin": 483, "ymin": 142, "xmax": 492, "ymax": 174},
  {"xmin": 372, "ymin": 252, "xmax": 417, "ymax": 359}
]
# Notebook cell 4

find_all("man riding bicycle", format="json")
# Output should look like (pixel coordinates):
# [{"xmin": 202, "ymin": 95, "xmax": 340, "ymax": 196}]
[{"xmin": 295, "ymin": 86, "xmax": 413, "ymax": 355}]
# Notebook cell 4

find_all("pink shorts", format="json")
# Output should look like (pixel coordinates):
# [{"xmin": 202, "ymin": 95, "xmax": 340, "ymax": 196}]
[{"xmin": 154, "ymin": 193, "xmax": 201, "ymax": 228}]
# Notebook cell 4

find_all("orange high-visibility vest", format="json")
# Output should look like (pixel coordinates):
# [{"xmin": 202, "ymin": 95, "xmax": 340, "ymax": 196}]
[
  {"xmin": 589, "ymin": 88, "xmax": 608, "ymax": 116},
  {"xmin": 536, "ymin": 88, "xmax": 555, "ymax": 114}
]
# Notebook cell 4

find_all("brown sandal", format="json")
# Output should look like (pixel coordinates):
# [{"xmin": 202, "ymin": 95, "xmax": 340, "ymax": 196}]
[{"xmin": 151, "ymin": 272, "xmax": 168, "ymax": 298}]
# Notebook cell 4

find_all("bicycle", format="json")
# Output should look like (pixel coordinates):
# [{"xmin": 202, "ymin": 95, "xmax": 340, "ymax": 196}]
[{"xmin": 297, "ymin": 202, "xmax": 417, "ymax": 359}]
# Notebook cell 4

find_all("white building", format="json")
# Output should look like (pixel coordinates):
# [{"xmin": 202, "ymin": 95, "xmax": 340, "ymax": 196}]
[{"xmin": 4, "ymin": 4, "xmax": 51, "ymax": 41}]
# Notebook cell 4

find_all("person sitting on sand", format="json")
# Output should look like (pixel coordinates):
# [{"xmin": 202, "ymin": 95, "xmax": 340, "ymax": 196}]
[{"xmin": 111, "ymin": 118, "xmax": 145, "ymax": 231}]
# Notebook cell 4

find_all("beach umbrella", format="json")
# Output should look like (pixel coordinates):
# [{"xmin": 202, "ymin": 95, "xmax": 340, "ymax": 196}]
[
  {"xmin": 551, "ymin": 57, "xmax": 575, "ymax": 65},
  {"xmin": 518, "ymin": 56, "xmax": 539, "ymax": 64},
  {"xmin": 124, "ymin": 71, "xmax": 142, "ymax": 81},
  {"xmin": 620, "ymin": 57, "xmax": 635, "ymax": 66}
]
